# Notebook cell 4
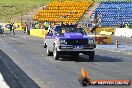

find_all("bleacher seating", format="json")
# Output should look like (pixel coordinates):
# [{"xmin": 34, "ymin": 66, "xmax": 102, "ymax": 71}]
[
  {"xmin": 33, "ymin": 0, "xmax": 93, "ymax": 24},
  {"xmin": 86, "ymin": 1, "xmax": 132, "ymax": 27}
]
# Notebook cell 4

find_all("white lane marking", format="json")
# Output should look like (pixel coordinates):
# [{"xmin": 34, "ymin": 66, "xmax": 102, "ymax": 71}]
[
  {"xmin": 107, "ymin": 50, "xmax": 121, "ymax": 53},
  {"xmin": 125, "ymin": 53, "xmax": 132, "ymax": 55},
  {"xmin": 0, "ymin": 73, "xmax": 10, "ymax": 88}
]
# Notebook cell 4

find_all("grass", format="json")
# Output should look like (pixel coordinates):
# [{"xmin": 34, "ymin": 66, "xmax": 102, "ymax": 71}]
[
  {"xmin": 1, "ymin": 0, "xmax": 130, "ymax": 22},
  {"xmin": 0, "ymin": 0, "xmax": 51, "ymax": 22}
]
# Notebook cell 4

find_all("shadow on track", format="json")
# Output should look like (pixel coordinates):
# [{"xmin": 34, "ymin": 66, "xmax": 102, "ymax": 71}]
[{"xmin": 59, "ymin": 55, "xmax": 123, "ymax": 62}]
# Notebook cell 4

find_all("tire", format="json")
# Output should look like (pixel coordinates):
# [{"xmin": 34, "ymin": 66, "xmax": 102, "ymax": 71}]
[
  {"xmin": 53, "ymin": 48, "xmax": 59, "ymax": 60},
  {"xmin": 88, "ymin": 51, "xmax": 95, "ymax": 61},
  {"xmin": 46, "ymin": 48, "xmax": 52, "ymax": 56},
  {"xmin": 43, "ymin": 43, "xmax": 47, "ymax": 48}
]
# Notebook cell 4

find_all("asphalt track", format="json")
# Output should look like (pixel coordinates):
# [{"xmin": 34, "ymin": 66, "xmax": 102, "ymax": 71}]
[{"xmin": 0, "ymin": 31, "xmax": 132, "ymax": 88}]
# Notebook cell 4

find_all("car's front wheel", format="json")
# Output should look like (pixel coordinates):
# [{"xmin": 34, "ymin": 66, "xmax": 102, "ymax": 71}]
[
  {"xmin": 53, "ymin": 48, "xmax": 59, "ymax": 60},
  {"xmin": 46, "ymin": 48, "xmax": 52, "ymax": 56}
]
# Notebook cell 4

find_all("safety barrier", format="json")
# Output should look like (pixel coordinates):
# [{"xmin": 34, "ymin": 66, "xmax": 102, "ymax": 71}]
[
  {"xmin": 30, "ymin": 29, "xmax": 48, "ymax": 38},
  {"xmin": 114, "ymin": 28, "xmax": 132, "ymax": 38},
  {"xmin": 96, "ymin": 27, "xmax": 115, "ymax": 34},
  {"xmin": 89, "ymin": 35, "xmax": 112, "ymax": 44},
  {"xmin": 99, "ymin": 31, "xmax": 113, "ymax": 35}
]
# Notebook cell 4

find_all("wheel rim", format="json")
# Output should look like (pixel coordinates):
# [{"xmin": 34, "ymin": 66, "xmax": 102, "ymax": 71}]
[
  {"xmin": 53, "ymin": 50, "xmax": 56, "ymax": 58},
  {"xmin": 46, "ymin": 48, "xmax": 49, "ymax": 54}
]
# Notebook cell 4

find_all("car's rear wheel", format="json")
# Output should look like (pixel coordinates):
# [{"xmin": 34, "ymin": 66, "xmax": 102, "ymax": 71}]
[
  {"xmin": 53, "ymin": 48, "xmax": 59, "ymax": 60},
  {"xmin": 46, "ymin": 48, "xmax": 52, "ymax": 56},
  {"xmin": 43, "ymin": 43, "xmax": 47, "ymax": 48}
]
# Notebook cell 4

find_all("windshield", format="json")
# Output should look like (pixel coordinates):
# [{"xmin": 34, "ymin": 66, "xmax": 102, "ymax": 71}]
[{"xmin": 54, "ymin": 27, "xmax": 86, "ymax": 36}]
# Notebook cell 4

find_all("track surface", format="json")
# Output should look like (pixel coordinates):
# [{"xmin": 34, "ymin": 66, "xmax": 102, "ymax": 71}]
[{"xmin": 0, "ymin": 31, "xmax": 132, "ymax": 88}]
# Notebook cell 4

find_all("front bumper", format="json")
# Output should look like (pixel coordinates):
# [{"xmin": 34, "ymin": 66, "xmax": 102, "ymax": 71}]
[
  {"xmin": 57, "ymin": 48, "xmax": 94, "ymax": 55},
  {"xmin": 57, "ymin": 48, "xmax": 94, "ymax": 52},
  {"xmin": 57, "ymin": 45, "xmax": 95, "ymax": 52}
]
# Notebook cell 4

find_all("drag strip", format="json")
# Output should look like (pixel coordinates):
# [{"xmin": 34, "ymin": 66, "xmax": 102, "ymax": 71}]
[{"xmin": 0, "ymin": 31, "xmax": 132, "ymax": 88}]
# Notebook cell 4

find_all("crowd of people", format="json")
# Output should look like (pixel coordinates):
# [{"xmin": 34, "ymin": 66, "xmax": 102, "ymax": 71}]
[
  {"xmin": 5, "ymin": 20, "xmax": 77, "ymax": 36},
  {"xmin": 22, "ymin": 20, "xmax": 51, "ymax": 35},
  {"xmin": 120, "ymin": 22, "xmax": 129, "ymax": 28},
  {"xmin": 5, "ymin": 22, "xmax": 20, "ymax": 35}
]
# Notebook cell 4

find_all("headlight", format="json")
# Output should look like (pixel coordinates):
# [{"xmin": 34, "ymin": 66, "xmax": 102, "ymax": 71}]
[
  {"xmin": 88, "ymin": 39, "xmax": 95, "ymax": 44},
  {"xmin": 60, "ymin": 39, "xmax": 67, "ymax": 45}
]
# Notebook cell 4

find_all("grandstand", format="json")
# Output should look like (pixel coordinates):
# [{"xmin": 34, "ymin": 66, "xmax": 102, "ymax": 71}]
[
  {"xmin": 32, "ymin": 0, "xmax": 93, "ymax": 24},
  {"xmin": 86, "ymin": 1, "xmax": 132, "ymax": 27},
  {"xmin": 32, "ymin": 0, "xmax": 132, "ymax": 28}
]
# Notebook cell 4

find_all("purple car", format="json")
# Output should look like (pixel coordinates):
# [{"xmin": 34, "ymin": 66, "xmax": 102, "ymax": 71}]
[{"xmin": 43, "ymin": 25, "xmax": 96, "ymax": 61}]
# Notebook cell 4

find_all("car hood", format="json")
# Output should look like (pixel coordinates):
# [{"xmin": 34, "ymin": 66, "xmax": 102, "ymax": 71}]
[{"xmin": 56, "ymin": 32, "xmax": 93, "ymax": 40}]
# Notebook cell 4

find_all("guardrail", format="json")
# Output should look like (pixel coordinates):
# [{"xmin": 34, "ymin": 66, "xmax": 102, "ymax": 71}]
[
  {"xmin": 114, "ymin": 28, "xmax": 132, "ymax": 38},
  {"xmin": 89, "ymin": 35, "xmax": 112, "ymax": 44},
  {"xmin": 96, "ymin": 27, "xmax": 115, "ymax": 34},
  {"xmin": 30, "ymin": 29, "xmax": 48, "ymax": 38}
]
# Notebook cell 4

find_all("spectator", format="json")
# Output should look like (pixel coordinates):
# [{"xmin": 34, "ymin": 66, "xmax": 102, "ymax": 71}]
[
  {"xmin": 125, "ymin": 22, "xmax": 129, "ymax": 28},
  {"xmin": 9, "ymin": 22, "xmax": 15, "ymax": 35},
  {"xmin": 23, "ymin": 22, "xmax": 27, "ymax": 33},
  {"xmin": 120, "ymin": 22, "xmax": 125, "ymax": 28},
  {"xmin": 31, "ymin": 22, "xmax": 35, "ymax": 29},
  {"xmin": 25, "ymin": 22, "xmax": 29, "ymax": 34},
  {"xmin": 35, "ymin": 22, "xmax": 39, "ymax": 29},
  {"xmin": 60, "ymin": 22, "xmax": 64, "ymax": 25},
  {"xmin": 27, "ymin": 23, "xmax": 32, "ymax": 35},
  {"xmin": 70, "ymin": 23, "xmax": 73, "ymax": 25},
  {"xmin": 43, "ymin": 5, "xmax": 48, "ymax": 10},
  {"xmin": 48, "ymin": 22, "xmax": 52, "ymax": 31},
  {"xmin": 91, "ymin": 22, "xmax": 96, "ymax": 33},
  {"xmin": 44, "ymin": 20, "xmax": 49, "ymax": 30},
  {"xmin": 66, "ymin": 22, "xmax": 69, "ymax": 25},
  {"xmin": 9, "ymin": 23, "xmax": 12, "ymax": 34},
  {"xmin": 40, "ymin": 22, "xmax": 44, "ymax": 29},
  {"xmin": 98, "ymin": 18, "xmax": 102, "ymax": 27},
  {"xmin": 12, "ymin": 23, "xmax": 16, "ymax": 35}
]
